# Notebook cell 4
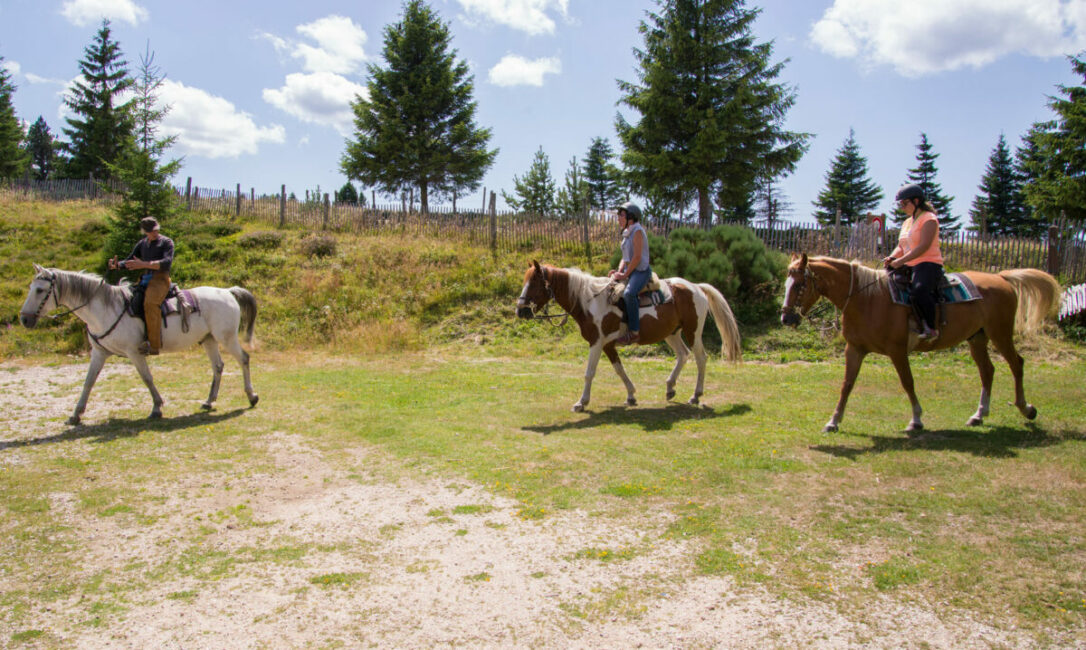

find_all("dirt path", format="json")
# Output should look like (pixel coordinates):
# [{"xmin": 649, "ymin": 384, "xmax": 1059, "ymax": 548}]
[{"xmin": 0, "ymin": 361, "xmax": 1038, "ymax": 648}]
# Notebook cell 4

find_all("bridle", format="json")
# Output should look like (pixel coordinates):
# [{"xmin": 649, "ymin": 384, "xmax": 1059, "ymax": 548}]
[
  {"xmin": 22, "ymin": 271, "xmax": 126, "ymax": 345},
  {"xmin": 782, "ymin": 261, "xmax": 882, "ymax": 323},
  {"xmin": 517, "ymin": 267, "xmax": 569, "ymax": 327}
]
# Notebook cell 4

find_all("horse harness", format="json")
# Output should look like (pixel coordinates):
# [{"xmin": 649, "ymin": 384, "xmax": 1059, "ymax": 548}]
[
  {"xmin": 517, "ymin": 266, "xmax": 570, "ymax": 327},
  {"xmin": 782, "ymin": 263, "xmax": 882, "ymax": 322}
]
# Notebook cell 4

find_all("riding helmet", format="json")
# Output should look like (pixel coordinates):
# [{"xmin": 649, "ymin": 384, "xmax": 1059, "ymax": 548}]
[
  {"xmin": 617, "ymin": 201, "xmax": 642, "ymax": 222},
  {"xmin": 895, "ymin": 183, "xmax": 925, "ymax": 203}
]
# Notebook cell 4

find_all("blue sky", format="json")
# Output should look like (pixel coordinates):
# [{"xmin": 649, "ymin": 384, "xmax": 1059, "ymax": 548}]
[{"xmin": 2, "ymin": 0, "xmax": 1084, "ymax": 225}]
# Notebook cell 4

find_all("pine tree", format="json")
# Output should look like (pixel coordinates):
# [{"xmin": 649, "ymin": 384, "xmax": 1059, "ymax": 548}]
[
  {"xmin": 0, "ymin": 56, "xmax": 28, "ymax": 179},
  {"xmin": 501, "ymin": 146, "xmax": 556, "ymax": 215},
  {"xmin": 336, "ymin": 181, "xmax": 359, "ymax": 205},
  {"xmin": 894, "ymin": 133, "xmax": 958, "ymax": 234},
  {"xmin": 812, "ymin": 129, "xmax": 883, "ymax": 226},
  {"xmin": 341, "ymin": 0, "xmax": 496, "ymax": 214},
  {"xmin": 555, "ymin": 156, "xmax": 591, "ymax": 218},
  {"xmin": 62, "ymin": 20, "xmax": 135, "ymax": 180},
  {"xmin": 753, "ymin": 175, "xmax": 793, "ymax": 225},
  {"xmin": 24, "ymin": 117, "xmax": 57, "ymax": 180},
  {"xmin": 616, "ymin": 0, "xmax": 809, "ymax": 227},
  {"xmin": 970, "ymin": 134, "xmax": 1038, "ymax": 237},
  {"xmin": 1021, "ymin": 55, "xmax": 1086, "ymax": 222},
  {"xmin": 582, "ymin": 137, "xmax": 622, "ymax": 211}
]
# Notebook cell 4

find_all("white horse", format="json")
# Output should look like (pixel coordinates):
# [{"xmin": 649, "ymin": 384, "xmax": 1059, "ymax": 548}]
[{"xmin": 19, "ymin": 265, "xmax": 259, "ymax": 424}]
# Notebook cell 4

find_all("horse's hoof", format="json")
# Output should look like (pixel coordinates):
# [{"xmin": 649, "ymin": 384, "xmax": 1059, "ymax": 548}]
[
  {"xmin": 201, "ymin": 402, "xmax": 214, "ymax": 411},
  {"xmin": 966, "ymin": 416, "xmax": 983, "ymax": 427},
  {"xmin": 823, "ymin": 423, "xmax": 838, "ymax": 433},
  {"xmin": 149, "ymin": 411, "xmax": 163, "ymax": 420},
  {"xmin": 1026, "ymin": 405, "xmax": 1037, "ymax": 420},
  {"xmin": 249, "ymin": 395, "xmax": 260, "ymax": 408},
  {"xmin": 626, "ymin": 398, "xmax": 637, "ymax": 407},
  {"xmin": 572, "ymin": 403, "xmax": 585, "ymax": 413},
  {"xmin": 906, "ymin": 422, "xmax": 924, "ymax": 434},
  {"xmin": 688, "ymin": 396, "xmax": 700, "ymax": 406},
  {"xmin": 666, "ymin": 389, "xmax": 676, "ymax": 401},
  {"xmin": 67, "ymin": 416, "xmax": 81, "ymax": 426}
]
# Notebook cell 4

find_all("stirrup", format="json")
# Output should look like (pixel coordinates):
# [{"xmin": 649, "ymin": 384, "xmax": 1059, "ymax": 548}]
[
  {"xmin": 616, "ymin": 331, "xmax": 640, "ymax": 346},
  {"xmin": 917, "ymin": 326, "xmax": 939, "ymax": 341}
]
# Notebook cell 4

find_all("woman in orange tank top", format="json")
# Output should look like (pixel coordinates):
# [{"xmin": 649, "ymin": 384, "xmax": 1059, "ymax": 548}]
[{"xmin": 883, "ymin": 183, "xmax": 943, "ymax": 340}]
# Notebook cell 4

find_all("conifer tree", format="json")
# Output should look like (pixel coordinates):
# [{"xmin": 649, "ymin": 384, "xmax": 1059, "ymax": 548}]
[
  {"xmin": 63, "ymin": 20, "xmax": 134, "ymax": 180},
  {"xmin": 555, "ymin": 156, "xmax": 591, "ymax": 219},
  {"xmin": 24, "ymin": 117, "xmax": 57, "ymax": 180},
  {"xmin": 812, "ymin": 129, "xmax": 883, "ymax": 226},
  {"xmin": 341, "ymin": 0, "xmax": 496, "ymax": 214},
  {"xmin": 970, "ymin": 134, "xmax": 1038, "ymax": 237},
  {"xmin": 502, "ymin": 146, "xmax": 556, "ymax": 215},
  {"xmin": 582, "ymin": 137, "xmax": 622, "ymax": 211},
  {"xmin": 0, "ymin": 56, "xmax": 28, "ymax": 178},
  {"xmin": 616, "ymin": 0, "xmax": 809, "ymax": 227},
  {"xmin": 894, "ymin": 133, "xmax": 958, "ymax": 234}
]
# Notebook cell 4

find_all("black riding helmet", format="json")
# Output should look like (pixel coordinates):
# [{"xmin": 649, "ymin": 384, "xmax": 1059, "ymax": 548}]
[
  {"xmin": 616, "ymin": 201, "xmax": 642, "ymax": 222},
  {"xmin": 895, "ymin": 183, "xmax": 925, "ymax": 203}
]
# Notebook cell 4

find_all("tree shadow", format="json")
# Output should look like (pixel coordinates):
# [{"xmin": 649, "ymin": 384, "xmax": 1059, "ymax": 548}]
[
  {"xmin": 524, "ymin": 402, "xmax": 752, "ymax": 435},
  {"xmin": 0, "ymin": 408, "xmax": 248, "ymax": 449},
  {"xmin": 809, "ymin": 422, "xmax": 1081, "ymax": 460}
]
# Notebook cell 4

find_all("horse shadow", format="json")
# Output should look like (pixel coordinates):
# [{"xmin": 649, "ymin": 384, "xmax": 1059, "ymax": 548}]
[
  {"xmin": 0, "ymin": 408, "xmax": 248, "ymax": 449},
  {"xmin": 524, "ymin": 402, "xmax": 752, "ymax": 436},
  {"xmin": 809, "ymin": 422, "xmax": 1081, "ymax": 460}
]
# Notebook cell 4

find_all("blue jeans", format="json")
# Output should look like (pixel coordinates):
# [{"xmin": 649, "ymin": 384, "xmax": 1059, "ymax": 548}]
[{"xmin": 623, "ymin": 267, "xmax": 653, "ymax": 333}]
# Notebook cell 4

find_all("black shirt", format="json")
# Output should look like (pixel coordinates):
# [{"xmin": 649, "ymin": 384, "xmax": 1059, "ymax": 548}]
[{"xmin": 124, "ymin": 235, "xmax": 175, "ymax": 273}]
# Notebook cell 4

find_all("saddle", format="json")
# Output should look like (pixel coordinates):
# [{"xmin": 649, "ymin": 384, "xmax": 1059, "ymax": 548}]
[
  {"xmin": 888, "ymin": 270, "xmax": 982, "ymax": 307},
  {"xmin": 607, "ymin": 273, "xmax": 674, "ymax": 323},
  {"xmin": 127, "ymin": 283, "xmax": 200, "ymax": 332}
]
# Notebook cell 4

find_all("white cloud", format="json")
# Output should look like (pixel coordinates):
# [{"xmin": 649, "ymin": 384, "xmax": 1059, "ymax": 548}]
[
  {"xmin": 457, "ymin": 0, "xmax": 570, "ymax": 36},
  {"xmin": 159, "ymin": 80, "xmax": 285, "ymax": 158},
  {"xmin": 810, "ymin": 0, "xmax": 1086, "ymax": 76},
  {"xmin": 488, "ymin": 54, "xmax": 561, "ymax": 86},
  {"xmin": 261, "ymin": 15, "xmax": 369, "ymax": 75},
  {"xmin": 60, "ymin": 0, "xmax": 148, "ymax": 27},
  {"xmin": 262, "ymin": 71, "xmax": 368, "ymax": 135},
  {"xmin": 25, "ymin": 73, "xmax": 68, "ymax": 85},
  {"xmin": 2, "ymin": 59, "xmax": 20, "ymax": 77}
]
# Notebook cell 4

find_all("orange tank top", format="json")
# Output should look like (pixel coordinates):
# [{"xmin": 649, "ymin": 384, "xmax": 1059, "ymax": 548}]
[{"xmin": 898, "ymin": 212, "xmax": 943, "ymax": 266}]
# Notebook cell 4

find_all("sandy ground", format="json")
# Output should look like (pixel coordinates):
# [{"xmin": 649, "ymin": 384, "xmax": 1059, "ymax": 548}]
[{"xmin": 0, "ymin": 360, "xmax": 1050, "ymax": 649}]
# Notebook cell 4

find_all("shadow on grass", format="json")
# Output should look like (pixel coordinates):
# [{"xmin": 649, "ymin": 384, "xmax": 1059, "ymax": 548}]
[
  {"xmin": 810, "ymin": 422, "xmax": 1082, "ymax": 460},
  {"xmin": 524, "ymin": 402, "xmax": 752, "ymax": 435},
  {"xmin": 0, "ymin": 408, "xmax": 248, "ymax": 449}
]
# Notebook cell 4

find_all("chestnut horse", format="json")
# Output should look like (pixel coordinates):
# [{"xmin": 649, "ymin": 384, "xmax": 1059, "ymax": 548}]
[
  {"xmin": 780, "ymin": 254, "xmax": 1060, "ymax": 432},
  {"xmin": 516, "ymin": 261, "xmax": 741, "ymax": 411}
]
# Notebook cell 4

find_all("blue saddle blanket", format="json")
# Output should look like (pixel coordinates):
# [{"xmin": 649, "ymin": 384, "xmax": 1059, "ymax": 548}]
[{"xmin": 889, "ymin": 272, "xmax": 982, "ymax": 307}]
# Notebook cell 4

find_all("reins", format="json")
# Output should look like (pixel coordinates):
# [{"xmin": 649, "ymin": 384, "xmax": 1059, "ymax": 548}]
[{"xmin": 27, "ymin": 270, "xmax": 131, "ymax": 345}]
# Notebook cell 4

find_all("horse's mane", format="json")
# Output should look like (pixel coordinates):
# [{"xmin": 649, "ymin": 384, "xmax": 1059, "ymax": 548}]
[
  {"xmin": 560, "ymin": 267, "xmax": 612, "ymax": 309},
  {"xmin": 810, "ymin": 257, "xmax": 887, "ymax": 298},
  {"xmin": 46, "ymin": 268, "xmax": 129, "ymax": 310}
]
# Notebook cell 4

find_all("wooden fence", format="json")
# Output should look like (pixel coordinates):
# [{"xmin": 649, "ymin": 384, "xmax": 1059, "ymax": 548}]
[{"xmin": 4, "ymin": 177, "xmax": 1086, "ymax": 283}]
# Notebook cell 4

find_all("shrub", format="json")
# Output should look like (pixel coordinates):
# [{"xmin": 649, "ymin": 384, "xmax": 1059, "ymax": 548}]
[
  {"xmin": 238, "ymin": 230, "xmax": 284, "ymax": 250},
  {"xmin": 202, "ymin": 222, "xmax": 243, "ymax": 238},
  {"xmin": 299, "ymin": 234, "xmax": 337, "ymax": 258}
]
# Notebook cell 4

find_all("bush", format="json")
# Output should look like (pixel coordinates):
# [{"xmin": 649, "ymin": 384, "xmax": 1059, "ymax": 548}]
[
  {"xmin": 238, "ymin": 230, "xmax": 284, "ymax": 250},
  {"xmin": 611, "ymin": 225, "xmax": 787, "ymax": 325},
  {"xmin": 299, "ymin": 234, "xmax": 337, "ymax": 258}
]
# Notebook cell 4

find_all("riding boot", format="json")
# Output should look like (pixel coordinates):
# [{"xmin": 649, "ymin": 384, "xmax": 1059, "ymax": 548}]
[{"xmin": 143, "ymin": 271, "xmax": 170, "ymax": 354}]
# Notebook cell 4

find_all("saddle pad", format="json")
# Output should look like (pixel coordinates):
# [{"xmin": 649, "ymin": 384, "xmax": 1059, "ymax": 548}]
[
  {"xmin": 163, "ymin": 289, "xmax": 199, "ymax": 317},
  {"xmin": 889, "ymin": 272, "xmax": 982, "ymax": 307}
]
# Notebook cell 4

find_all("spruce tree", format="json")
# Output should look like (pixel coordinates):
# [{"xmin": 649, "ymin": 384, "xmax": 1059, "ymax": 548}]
[
  {"xmin": 616, "ymin": 0, "xmax": 809, "ymax": 227},
  {"xmin": 336, "ymin": 182, "xmax": 359, "ymax": 205},
  {"xmin": 341, "ymin": 0, "xmax": 496, "ymax": 214},
  {"xmin": 0, "ymin": 56, "xmax": 28, "ymax": 179},
  {"xmin": 63, "ymin": 20, "xmax": 134, "ymax": 180},
  {"xmin": 812, "ymin": 129, "xmax": 883, "ymax": 226},
  {"xmin": 24, "ymin": 117, "xmax": 57, "ymax": 180},
  {"xmin": 970, "ymin": 134, "xmax": 1038, "ymax": 237},
  {"xmin": 501, "ymin": 146, "xmax": 556, "ymax": 215},
  {"xmin": 555, "ymin": 156, "xmax": 591, "ymax": 218},
  {"xmin": 582, "ymin": 137, "xmax": 622, "ymax": 211},
  {"xmin": 894, "ymin": 133, "xmax": 958, "ymax": 234}
]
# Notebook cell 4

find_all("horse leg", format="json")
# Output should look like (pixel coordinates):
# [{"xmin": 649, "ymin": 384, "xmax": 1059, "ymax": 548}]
[
  {"xmin": 688, "ymin": 336, "xmax": 708, "ymax": 405},
  {"xmin": 966, "ymin": 333, "xmax": 995, "ymax": 426},
  {"xmin": 663, "ymin": 333, "xmax": 689, "ymax": 401},
  {"xmin": 825, "ymin": 343, "xmax": 867, "ymax": 432},
  {"xmin": 70, "ymin": 347, "xmax": 111, "ymax": 425},
  {"xmin": 128, "ymin": 354, "xmax": 165, "ymax": 419},
  {"xmin": 573, "ymin": 344, "xmax": 604, "ymax": 412},
  {"xmin": 888, "ymin": 349, "xmax": 924, "ymax": 432},
  {"xmin": 604, "ymin": 344, "xmax": 637, "ymax": 407},
  {"xmin": 989, "ymin": 330, "xmax": 1036, "ymax": 420},
  {"xmin": 222, "ymin": 334, "xmax": 259, "ymax": 407},
  {"xmin": 201, "ymin": 338, "xmax": 225, "ymax": 411}
]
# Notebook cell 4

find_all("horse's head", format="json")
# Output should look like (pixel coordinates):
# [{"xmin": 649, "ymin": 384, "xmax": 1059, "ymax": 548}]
[
  {"xmin": 516, "ymin": 260, "xmax": 553, "ymax": 319},
  {"xmin": 781, "ymin": 253, "xmax": 820, "ymax": 327},
  {"xmin": 20, "ymin": 264, "xmax": 58, "ymax": 328}
]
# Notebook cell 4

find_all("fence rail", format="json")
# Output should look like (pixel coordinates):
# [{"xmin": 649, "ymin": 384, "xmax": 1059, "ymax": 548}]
[{"xmin": 4, "ymin": 177, "xmax": 1085, "ymax": 283}]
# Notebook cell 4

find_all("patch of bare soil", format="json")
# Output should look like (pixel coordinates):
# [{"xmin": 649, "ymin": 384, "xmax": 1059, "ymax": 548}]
[{"xmin": 0, "ymin": 361, "xmax": 1044, "ymax": 648}]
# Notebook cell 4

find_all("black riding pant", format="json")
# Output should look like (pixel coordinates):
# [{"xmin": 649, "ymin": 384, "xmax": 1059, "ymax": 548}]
[{"xmin": 909, "ymin": 261, "xmax": 942, "ymax": 330}]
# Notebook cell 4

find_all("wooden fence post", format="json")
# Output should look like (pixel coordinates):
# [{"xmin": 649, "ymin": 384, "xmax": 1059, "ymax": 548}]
[
  {"xmin": 489, "ymin": 191, "xmax": 497, "ymax": 254},
  {"xmin": 582, "ymin": 198, "xmax": 591, "ymax": 262},
  {"xmin": 1047, "ymin": 224, "xmax": 1061, "ymax": 277},
  {"xmin": 323, "ymin": 193, "xmax": 330, "ymax": 230},
  {"xmin": 185, "ymin": 177, "xmax": 192, "ymax": 211},
  {"xmin": 235, "ymin": 183, "xmax": 241, "ymax": 217},
  {"xmin": 279, "ymin": 184, "xmax": 286, "ymax": 228}
]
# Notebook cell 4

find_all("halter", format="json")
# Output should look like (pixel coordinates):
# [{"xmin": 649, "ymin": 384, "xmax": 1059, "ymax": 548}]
[
  {"xmin": 518, "ymin": 266, "xmax": 570, "ymax": 327},
  {"xmin": 22, "ymin": 271, "xmax": 127, "ymax": 345}
]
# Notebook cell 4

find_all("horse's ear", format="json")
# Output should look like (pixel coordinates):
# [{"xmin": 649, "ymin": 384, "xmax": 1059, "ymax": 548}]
[
  {"xmin": 532, "ymin": 260, "xmax": 542, "ymax": 273},
  {"xmin": 33, "ymin": 263, "xmax": 42, "ymax": 274},
  {"xmin": 799, "ymin": 253, "xmax": 808, "ymax": 268}
]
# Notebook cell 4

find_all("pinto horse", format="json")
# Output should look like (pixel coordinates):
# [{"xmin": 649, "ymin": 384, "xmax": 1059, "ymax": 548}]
[
  {"xmin": 516, "ymin": 261, "xmax": 741, "ymax": 412},
  {"xmin": 19, "ymin": 265, "xmax": 259, "ymax": 424},
  {"xmin": 780, "ymin": 254, "xmax": 1060, "ymax": 432}
]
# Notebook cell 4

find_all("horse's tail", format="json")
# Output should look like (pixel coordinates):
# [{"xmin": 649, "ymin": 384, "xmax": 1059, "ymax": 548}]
[
  {"xmin": 999, "ymin": 268, "xmax": 1060, "ymax": 334},
  {"xmin": 697, "ymin": 283, "xmax": 742, "ymax": 362},
  {"xmin": 228, "ymin": 287, "xmax": 258, "ymax": 343}
]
